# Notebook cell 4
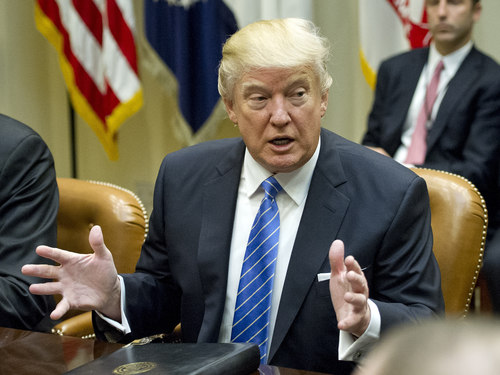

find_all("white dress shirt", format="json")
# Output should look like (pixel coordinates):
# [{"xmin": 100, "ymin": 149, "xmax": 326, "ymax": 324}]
[{"xmin": 394, "ymin": 41, "xmax": 473, "ymax": 163}]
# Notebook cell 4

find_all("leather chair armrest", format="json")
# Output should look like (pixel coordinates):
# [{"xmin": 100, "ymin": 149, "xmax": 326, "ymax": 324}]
[{"xmin": 52, "ymin": 311, "xmax": 95, "ymax": 339}]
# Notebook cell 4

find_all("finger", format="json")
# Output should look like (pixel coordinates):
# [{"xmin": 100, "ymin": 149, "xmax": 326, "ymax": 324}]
[
  {"xmin": 51, "ymin": 299, "xmax": 70, "ymax": 320},
  {"xmin": 35, "ymin": 245, "xmax": 77, "ymax": 265},
  {"xmin": 347, "ymin": 270, "xmax": 369, "ymax": 295},
  {"xmin": 337, "ymin": 315, "xmax": 358, "ymax": 331},
  {"xmin": 337, "ymin": 304, "xmax": 365, "ymax": 329},
  {"xmin": 346, "ymin": 270, "xmax": 364, "ymax": 286},
  {"xmin": 345, "ymin": 255, "xmax": 363, "ymax": 274},
  {"xmin": 329, "ymin": 240, "xmax": 346, "ymax": 275},
  {"xmin": 344, "ymin": 291, "xmax": 367, "ymax": 310},
  {"xmin": 22, "ymin": 264, "xmax": 60, "ymax": 279},
  {"xmin": 29, "ymin": 280, "xmax": 62, "ymax": 296},
  {"xmin": 88, "ymin": 225, "xmax": 110, "ymax": 258}
]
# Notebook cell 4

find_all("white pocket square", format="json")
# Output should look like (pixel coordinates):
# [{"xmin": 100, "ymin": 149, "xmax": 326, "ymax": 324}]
[{"xmin": 317, "ymin": 272, "xmax": 331, "ymax": 282}]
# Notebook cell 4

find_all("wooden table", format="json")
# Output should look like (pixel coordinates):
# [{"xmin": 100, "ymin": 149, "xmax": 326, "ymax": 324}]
[{"xmin": 0, "ymin": 327, "xmax": 330, "ymax": 374}]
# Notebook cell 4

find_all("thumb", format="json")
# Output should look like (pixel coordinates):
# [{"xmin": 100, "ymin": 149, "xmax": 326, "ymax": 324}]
[
  {"xmin": 329, "ymin": 239, "xmax": 346, "ymax": 275},
  {"xmin": 88, "ymin": 225, "xmax": 108, "ymax": 257},
  {"xmin": 51, "ymin": 298, "xmax": 70, "ymax": 321}
]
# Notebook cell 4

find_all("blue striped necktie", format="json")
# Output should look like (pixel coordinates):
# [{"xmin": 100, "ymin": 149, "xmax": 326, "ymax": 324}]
[{"xmin": 231, "ymin": 176, "xmax": 282, "ymax": 364}]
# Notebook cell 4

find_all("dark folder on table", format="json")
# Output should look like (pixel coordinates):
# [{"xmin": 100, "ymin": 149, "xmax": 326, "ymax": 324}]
[{"xmin": 65, "ymin": 342, "xmax": 260, "ymax": 375}]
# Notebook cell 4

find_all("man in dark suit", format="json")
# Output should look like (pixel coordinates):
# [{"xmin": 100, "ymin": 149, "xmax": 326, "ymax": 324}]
[
  {"xmin": 362, "ymin": 0, "xmax": 500, "ymax": 312},
  {"xmin": 0, "ymin": 114, "xmax": 58, "ymax": 331},
  {"xmin": 23, "ymin": 19, "xmax": 443, "ymax": 375},
  {"xmin": 362, "ymin": 0, "xmax": 500, "ymax": 199}
]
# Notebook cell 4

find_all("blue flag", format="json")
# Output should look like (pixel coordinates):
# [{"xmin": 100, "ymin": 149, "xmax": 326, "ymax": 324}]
[{"xmin": 145, "ymin": 0, "xmax": 238, "ymax": 133}]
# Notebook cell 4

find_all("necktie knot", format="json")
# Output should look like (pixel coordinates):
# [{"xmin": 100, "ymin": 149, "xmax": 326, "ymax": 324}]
[
  {"xmin": 262, "ymin": 176, "xmax": 282, "ymax": 201},
  {"xmin": 427, "ymin": 60, "xmax": 444, "ymax": 98}
]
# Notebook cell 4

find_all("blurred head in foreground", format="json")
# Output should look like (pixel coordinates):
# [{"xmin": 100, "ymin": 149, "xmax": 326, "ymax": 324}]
[{"xmin": 355, "ymin": 318, "xmax": 500, "ymax": 375}]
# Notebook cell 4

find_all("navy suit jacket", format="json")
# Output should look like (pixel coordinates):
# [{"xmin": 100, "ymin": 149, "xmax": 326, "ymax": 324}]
[
  {"xmin": 98, "ymin": 129, "xmax": 443, "ymax": 374},
  {"xmin": 0, "ymin": 114, "xmax": 58, "ymax": 331},
  {"xmin": 362, "ymin": 46, "xmax": 500, "ymax": 228}
]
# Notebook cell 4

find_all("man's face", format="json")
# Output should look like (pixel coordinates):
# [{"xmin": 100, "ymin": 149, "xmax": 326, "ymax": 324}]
[
  {"xmin": 426, "ymin": 0, "xmax": 481, "ymax": 55},
  {"xmin": 224, "ymin": 67, "xmax": 328, "ymax": 174}
]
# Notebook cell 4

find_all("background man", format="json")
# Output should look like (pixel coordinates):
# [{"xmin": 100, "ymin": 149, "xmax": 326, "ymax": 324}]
[
  {"xmin": 362, "ymin": 0, "xmax": 500, "ymax": 312},
  {"xmin": 23, "ymin": 19, "xmax": 443, "ymax": 374}
]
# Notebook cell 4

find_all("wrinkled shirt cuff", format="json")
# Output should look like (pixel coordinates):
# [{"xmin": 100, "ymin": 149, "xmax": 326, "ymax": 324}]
[
  {"xmin": 338, "ymin": 299, "xmax": 380, "ymax": 362},
  {"xmin": 95, "ymin": 275, "xmax": 131, "ymax": 335}
]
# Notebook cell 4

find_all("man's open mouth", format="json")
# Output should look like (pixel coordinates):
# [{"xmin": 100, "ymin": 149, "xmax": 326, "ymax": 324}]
[{"xmin": 271, "ymin": 138, "xmax": 292, "ymax": 146}]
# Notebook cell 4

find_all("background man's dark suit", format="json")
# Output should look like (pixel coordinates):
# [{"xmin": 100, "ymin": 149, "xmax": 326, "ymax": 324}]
[
  {"xmin": 362, "ymin": 46, "xmax": 500, "ymax": 216},
  {"xmin": 0, "ymin": 114, "xmax": 58, "ymax": 331},
  {"xmin": 362, "ymin": 46, "xmax": 500, "ymax": 313},
  {"xmin": 96, "ymin": 128, "xmax": 444, "ymax": 374}
]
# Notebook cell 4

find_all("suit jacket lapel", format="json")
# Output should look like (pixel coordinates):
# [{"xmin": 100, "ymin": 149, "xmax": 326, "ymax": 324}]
[
  {"xmin": 269, "ymin": 131, "xmax": 351, "ymax": 361},
  {"xmin": 397, "ymin": 50, "xmax": 428, "ymax": 126},
  {"xmin": 384, "ymin": 49, "xmax": 427, "ymax": 155},
  {"xmin": 427, "ymin": 47, "xmax": 480, "ymax": 152},
  {"xmin": 197, "ymin": 140, "xmax": 245, "ymax": 342}
]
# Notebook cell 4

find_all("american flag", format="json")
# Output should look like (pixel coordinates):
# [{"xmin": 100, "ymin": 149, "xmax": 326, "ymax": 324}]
[
  {"xmin": 359, "ymin": 0, "xmax": 431, "ymax": 89},
  {"xmin": 35, "ymin": 0, "xmax": 142, "ymax": 160}
]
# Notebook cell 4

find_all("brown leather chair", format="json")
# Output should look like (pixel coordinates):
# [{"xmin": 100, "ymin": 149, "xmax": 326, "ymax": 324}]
[
  {"xmin": 51, "ymin": 178, "xmax": 148, "ymax": 338},
  {"xmin": 411, "ymin": 168, "xmax": 487, "ymax": 317}
]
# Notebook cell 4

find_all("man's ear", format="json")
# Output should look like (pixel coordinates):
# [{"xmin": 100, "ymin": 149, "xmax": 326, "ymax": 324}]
[
  {"xmin": 473, "ymin": 2, "xmax": 482, "ymax": 23},
  {"xmin": 320, "ymin": 91, "xmax": 329, "ymax": 117},
  {"xmin": 223, "ymin": 98, "xmax": 238, "ymax": 124}
]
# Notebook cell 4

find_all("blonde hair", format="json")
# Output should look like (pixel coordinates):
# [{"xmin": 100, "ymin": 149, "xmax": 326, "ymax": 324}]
[{"xmin": 218, "ymin": 18, "xmax": 332, "ymax": 101}]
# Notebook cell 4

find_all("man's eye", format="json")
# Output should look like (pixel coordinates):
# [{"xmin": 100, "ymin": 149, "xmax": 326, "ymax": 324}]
[
  {"xmin": 250, "ymin": 96, "xmax": 267, "ymax": 102},
  {"xmin": 290, "ymin": 90, "xmax": 307, "ymax": 102}
]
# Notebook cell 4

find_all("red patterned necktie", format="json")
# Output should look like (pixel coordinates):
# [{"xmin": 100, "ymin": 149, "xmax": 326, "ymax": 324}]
[{"xmin": 405, "ymin": 60, "xmax": 445, "ymax": 165}]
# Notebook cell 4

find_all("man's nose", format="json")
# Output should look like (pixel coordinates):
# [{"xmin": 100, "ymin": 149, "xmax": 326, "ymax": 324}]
[
  {"xmin": 269, "ymin": 97, "xmax": 291, "ymax": 126},
  {"xmin": 437, "ymin": 0, "xmax": 448, "ymax": 18}
]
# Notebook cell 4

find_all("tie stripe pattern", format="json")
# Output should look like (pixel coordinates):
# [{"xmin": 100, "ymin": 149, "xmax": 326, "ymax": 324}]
[{"xmin": 231, "ymin": 176, "xmax": 282, "ymax": 364}]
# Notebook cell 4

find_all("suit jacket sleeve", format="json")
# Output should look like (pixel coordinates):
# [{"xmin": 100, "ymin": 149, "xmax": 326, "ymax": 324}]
[
  {"xmin": 0, "ymin": 129, "xmax": 58, "ymax": 331},
  {"xmin": 369, "ymin": 173, "xmax": 443, "ymax": 329},
  {"xmin": 334, "ymin": 133, "xmax": 442, "ymax": 328}
]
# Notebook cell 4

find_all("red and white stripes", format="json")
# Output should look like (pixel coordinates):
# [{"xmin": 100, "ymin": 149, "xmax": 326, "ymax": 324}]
[{"xmin": 35, "ymin": 0, "xmax": 142, "ymax": 160}]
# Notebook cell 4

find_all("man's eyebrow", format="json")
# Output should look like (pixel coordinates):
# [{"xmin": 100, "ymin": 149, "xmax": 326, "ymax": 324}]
[
  {"xmin": 290, "ymin": 77, "xmax": 311, "ymax": 88},
  {"xmin": 241, "ymin": 83, "xmax": 265, "ymax": 92},
  {"xmin": 240, "ymin": 76, "xmax": 311, "ymax": 94},
  {"xmin": 240, "ymin": 83, "xmax": 268, "ymax": 97}
]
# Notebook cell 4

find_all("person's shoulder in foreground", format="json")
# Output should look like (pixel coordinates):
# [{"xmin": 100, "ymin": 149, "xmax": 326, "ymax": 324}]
[{"xmin": 0, "ymin": 113, "xmax": 58, "ymax": 332}]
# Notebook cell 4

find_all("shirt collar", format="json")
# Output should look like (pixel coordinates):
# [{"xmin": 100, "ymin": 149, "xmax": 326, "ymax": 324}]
[
  {"xmin": 429, "ymin": 41, "xmax": 472, "ymax": 77},
  {"xmin": 242, "ymin": 137, "xmax": 321, "ymax": 206}
]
